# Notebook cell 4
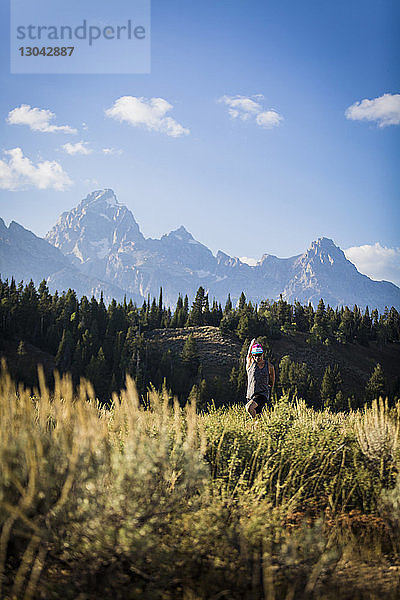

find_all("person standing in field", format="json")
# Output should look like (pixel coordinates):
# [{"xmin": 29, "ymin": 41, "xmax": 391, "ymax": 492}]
[{"xmin": 245, "ymin": 338, "xmax": 275, "ymax": 418}]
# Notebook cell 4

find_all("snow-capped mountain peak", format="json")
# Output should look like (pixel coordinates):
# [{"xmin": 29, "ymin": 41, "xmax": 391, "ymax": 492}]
[
  {"xmin": 45, "ymin": 189, "xmax": 144, "ymax": 277},
  {"xmin": 79, "ymin": 189, "xmax": 119, "ymax": 209},
  {"xmin": 163, "ymin": 225, "xmax": 195, "ymax": 242},
  {"xmin": 37, "ymin": 191, "xmax": 400, "ymax": 309}
]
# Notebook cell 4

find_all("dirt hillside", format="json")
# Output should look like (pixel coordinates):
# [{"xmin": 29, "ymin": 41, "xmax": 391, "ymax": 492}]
[{"xmin": 144, "ymin": 326, "xmax": 400, "ymax": 399}]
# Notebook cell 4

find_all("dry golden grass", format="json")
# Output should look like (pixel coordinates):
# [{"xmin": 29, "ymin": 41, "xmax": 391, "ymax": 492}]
[{"xmin": 1, "ymin": 361, "xmax": 400, "ymax": 599}]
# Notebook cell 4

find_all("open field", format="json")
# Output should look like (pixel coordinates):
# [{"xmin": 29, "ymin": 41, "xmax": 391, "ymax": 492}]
[{"xmin": 1, "ymin": 362, "xmax": 400, "ymax": 599}]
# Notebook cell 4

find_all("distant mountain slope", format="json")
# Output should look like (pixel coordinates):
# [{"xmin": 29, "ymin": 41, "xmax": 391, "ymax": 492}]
[
  {"xmin": 1, "ymin": 188, "xmax": 399, "ymax": 309},
  {"xmin": 1, "ymin": 217, "xmax": 69, "ymax": 281},
  {"xmin": 44, "ymin": 189, "xmax": 400, "ymax": 310},
  {"xmin": 282, "ymin": 238, "xmax": 400, "ymax": 309},
  {"xmin": 0, "ymin": 216, "xmax": 138, "ymax": 303}
]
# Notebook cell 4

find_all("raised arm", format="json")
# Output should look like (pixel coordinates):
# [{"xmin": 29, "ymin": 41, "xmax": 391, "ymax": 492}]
[{"xmin": 246, "ymin": 338, "xmax": 256, "ymax": 369}]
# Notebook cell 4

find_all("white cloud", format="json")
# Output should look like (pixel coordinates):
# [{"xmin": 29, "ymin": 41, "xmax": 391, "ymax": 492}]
[
  {"xmin": 7, "ymin": 104, "xmax": 77, "ymax": 134},
  {"xmin": 345, "ymin": 93, "xmax": 400, "ymax": 128},
  {"xmin": 102, "ymin": 147, "xmax": 123, "ymax": 156},
  {"xmin": 218, "ymin": 95, "xmax": 283, "ymax": 128},
  {"xmin": 256, "ymin": 110, "xmax": 283, "ymax": 128},
  {"xmin": 222, "ymin": 97, "xmax": 261, "ymax": 120},
  {"xmin": 344, "ymin": 243, "xmax": 400, "ymax": 287},
  {"xmin": 105, "ymin": 96, "xmax": 190, "ymax": 137},
  {"xmin": 0, "ymin": 147, "xmax": 72, "ymax": 191},
  {"xmin": 61, "ymin": 141, "xmax": 92, "ymax": 155}
]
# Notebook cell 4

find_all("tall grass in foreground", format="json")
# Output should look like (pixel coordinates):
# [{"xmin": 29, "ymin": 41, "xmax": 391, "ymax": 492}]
[{"xmin": 1, "ymin": 362, "xmax": 400, "ymax": 600}]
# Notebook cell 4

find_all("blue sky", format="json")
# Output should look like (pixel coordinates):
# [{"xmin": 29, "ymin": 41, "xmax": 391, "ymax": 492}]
[{"xmin": 1, "ymin": 0, "xmax": 399, "ymax": 284}]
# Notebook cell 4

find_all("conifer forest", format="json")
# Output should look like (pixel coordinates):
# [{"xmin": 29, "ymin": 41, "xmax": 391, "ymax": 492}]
[{"xmin": 1, "ymin": 277, "xmax": 400, "ymax": 599}]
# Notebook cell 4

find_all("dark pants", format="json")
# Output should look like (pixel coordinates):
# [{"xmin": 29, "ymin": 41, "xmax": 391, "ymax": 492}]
[{"xmin": 247, "ymin": 392, "xmax": 269, "ymax": 415}]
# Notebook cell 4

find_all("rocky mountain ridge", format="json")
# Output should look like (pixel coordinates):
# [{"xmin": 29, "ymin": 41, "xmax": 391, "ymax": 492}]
[
  {"xmin": 0, "ymin": 214, "xmax": 140, "ymax": 303},
  {"xmin": 1, "ymin": 188, "xmax": 399, "ymax": 310},
  {"xmin": 44, "ymin": 189, "xmax": 400, "ymax": 309}
]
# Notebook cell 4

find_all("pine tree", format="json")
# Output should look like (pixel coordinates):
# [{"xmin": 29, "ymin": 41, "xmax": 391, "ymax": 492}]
[
  {"xmin": 336, "ymin": 306, "xmax": 354, "ymax": 343},
  {"xmin": 139, "ymin": 299, "xmax": 148, "ymax": 331},
  {"xmin": 189, "ymin": 379, "xmax": 209, "ymax": 410},
  {"xmin": 55, "ymin": 329, "xmax": 75, "ymax": 372},
  {"xmin": 208, "ymin": 300, "xmax": 222, "ymax": 326},
  {"xmin": 80, "ymin": 329, "xmax": 93, "ymax": 367},
  {"xmin": 19, "ymin": 280, "xmax": 39, "ymax": 340},
  {"xmin": 224, "ymin": 293, "xmax": 232, "ymax": 315},
  {"xmin": 384, "ymin": 307, "xmax": 400, "ymax": 342},
  {"xmin": 304, "ymin": 303, "xmax": 315, "ymax": 331},
  {"xmin": 236, "ymin": 311, "xmax": 258, "ymax": 341},
  {"xmin": 238, "ymin": 292, "xmax": 246, "ymax": 310},
  {"xmin": 79, "ymin": 295, "xmax": 92, "ymax": 331},
  {"xmin": 181, "ymin": 333, "xmax": 199, "ymax": 377},
  {"xmin": 38, "ymin": 280, "xmax": 52, "ymax": 342},
  {"xmin": 161, "ymin": 307, "xmax": 171, "ymax": 328},
  {"xmin": 277, "ymin": 295, "xmax": 292, "ymax": 327},
  {"xmin": 311, "ymin": 299, "xmax": 329, "ymax": 342},
  {"xmin": 365, "ymin": 363, "xmax": 387, "ymax": 401},
  {"xmin": 321, "ymin": 364, "xmax": 343, "ymax": 409},
  {"xmin": 158, "ymin": 287, "xmax": 163, "ymax": 327},
  {"xmin": 294, "ymin": 301, "xmax": 308, "ymax": 332},
  {"xmin": 170, "ymin": 295, "xmax": 183, "ymax": 328},
  {"xmin": 86, "ymin": 347, "xmax": 109, "ymax": 400},
  {"xmin": 71, "ymin": 340, "xmax": 84, "ymax": 381},
  {"xmin": 279, "ymin": 356, "xmax": 292, "ymax": 394},
  {"xmin": 203, "ymin": 293, "xmax": 211, "ymax": 325},
  {"xmin": 148, "ymin": 298, "xmax": 159, "ymax": 329},
  {"xmin": 119, "ymin": 326, "xmax": 138, "ymax": 377},
  {"xmin": 278, "ymin": 355, "xmax": 315, "ymax": 403},
  {"xmin": 182, "ymin": 295, "xmax": 189, "ymax": 326},
  {"xmin": 357, "ymin": 307, "xmax": 371, "ymax": 346},
  {"xmin": 187, "ymin": 287, "xmax": 206, "ymax": 326}
]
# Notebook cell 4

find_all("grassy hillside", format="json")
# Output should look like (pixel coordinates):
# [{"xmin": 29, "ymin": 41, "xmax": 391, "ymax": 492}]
[
  {"xmin": 1, "ymin": 277, "xmax": 399, "ymax": 404},
  {"xmin": 144, "ymin": 326, "xmax": 400, "ymax": 403},
  {"xmin": 1, "ymin": 364, "xmax": 400, "ymax": 599},
  {"xmin": 1, "ymin": 324, "xmax": 399, "ymax": 406},
  {"xmin": 261, "ymin": 331, "xmax": 400, "ymax": 398},
  {"xmin": 144, "ymin": 325, "xmax": 242, "ymax": 379}
]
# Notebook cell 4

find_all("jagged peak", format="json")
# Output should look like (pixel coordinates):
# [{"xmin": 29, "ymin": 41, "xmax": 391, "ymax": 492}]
[
  {"xmin": 304, "ymin": 237, "xmax": 346, "ymax": 262},
  {"xmin": 216, "ymin": 250, "xmax": 244, "ymax": 268},
  {"xmin": 78, "ymin": 189, "xmax": 120, "ymax": 209},
  {"xmin": 45, "ymin": 189, "xmax": 144, "ymax": 245},
  {"xmin": 259, "ymin": 253, "xmax": 277, "ymax": 262},
  {"xmin": 9, "ymin": 221, "xmax": 51, "ymax": 244},
  {"xmin": 9, "ymin": 220, "xmax": 29, "ymax": 233},
  {"xmin": 163, "ymin": 225, "xmax": 196, "ymax": 242},
  {"xmin": 175, "ymin": 224, "xmax": 190, "ymax": 234},
  {"xmin": 216, "ymin": 250, "xmax": 231, "ymax": 262},
  {"xmin": 308, "ymin": 237, "xmax": 341, "ymax": 252}
]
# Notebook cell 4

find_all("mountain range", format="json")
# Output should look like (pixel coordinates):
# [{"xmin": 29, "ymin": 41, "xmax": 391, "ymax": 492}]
[{"xmin": 1, "ymin": 188, "xmax": 399, "ymax": 311}]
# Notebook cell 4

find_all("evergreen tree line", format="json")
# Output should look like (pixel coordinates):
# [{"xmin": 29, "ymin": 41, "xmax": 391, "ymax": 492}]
[
  {"xmin": 273, "ymin": 356, "xmax": 393, "ymax": 410},
  {"xmin": 219, "ymin": 292, "xmax": 400, "ymax": 346},
  {"xmin": 227, "ymin": 336, "xmax": 397, "ymax": 412},
  {"xmin": 0, "ymin": 277, "xmax": 399, "ymax": 405}
]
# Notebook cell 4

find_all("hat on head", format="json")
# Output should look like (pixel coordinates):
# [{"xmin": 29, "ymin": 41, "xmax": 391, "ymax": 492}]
[{"xmin": 251, "ymin": 343, "xmax": 263, "ymax": 355}]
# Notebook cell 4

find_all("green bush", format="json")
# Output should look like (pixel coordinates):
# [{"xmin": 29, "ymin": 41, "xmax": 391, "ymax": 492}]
[{"xmin": 1, "ymin": 362, "xmax": 400, "ymax": 599}]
